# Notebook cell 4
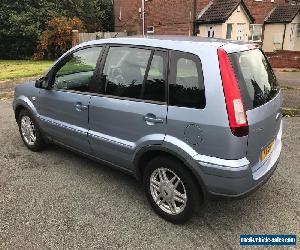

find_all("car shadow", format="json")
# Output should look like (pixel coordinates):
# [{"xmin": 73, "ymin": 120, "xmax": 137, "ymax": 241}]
[{"xmin": 45, "ymin": 144, "xmax": 144, "ymax": 194}]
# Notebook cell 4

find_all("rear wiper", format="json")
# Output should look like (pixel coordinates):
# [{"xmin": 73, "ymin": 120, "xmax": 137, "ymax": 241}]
[
  {"xmin": 269, "ymin": 86, "xmax": 279, "ymax": 95},
  {"xmin": 254, "ymin": 92, "xmax": 267, "ymax": 105}
]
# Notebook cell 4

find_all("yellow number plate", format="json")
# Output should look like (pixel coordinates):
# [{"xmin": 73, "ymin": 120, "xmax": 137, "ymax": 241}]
[{"xmin": 261, "ymin": 140, "xmax": 275, "ymax": 161}]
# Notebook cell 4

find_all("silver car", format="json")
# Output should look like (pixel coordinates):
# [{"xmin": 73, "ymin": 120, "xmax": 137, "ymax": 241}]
[{"xmin": 13, "ymin": 36, "xmax": 282, "ymax": 223}]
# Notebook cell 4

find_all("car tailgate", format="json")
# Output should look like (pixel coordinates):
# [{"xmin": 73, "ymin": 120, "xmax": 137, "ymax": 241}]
[{"xmin": 246, "ymin": 92, "xmax": 282, "ymax": 166}]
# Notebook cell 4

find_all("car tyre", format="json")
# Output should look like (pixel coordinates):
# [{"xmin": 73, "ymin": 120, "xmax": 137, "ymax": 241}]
[
  {"xmin": 143, "ymin": 155, "xmax": 200, "ymax": 224},
  {"xmin": 18, "ymin": 109, "xmax": 45, "ymax": 151}
]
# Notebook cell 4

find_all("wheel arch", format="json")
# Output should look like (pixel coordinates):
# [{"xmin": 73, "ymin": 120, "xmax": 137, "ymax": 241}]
[
  {"xmin": 14, "ymin": 104, "xmax": 26, "ymax": 121},
  {"xmin": 134, "ymin": 145, "xmax": 207, "ymax": 200},
  {"xmin": 14, "ymin": 96, "xmax": 38, "ymax": 121}
]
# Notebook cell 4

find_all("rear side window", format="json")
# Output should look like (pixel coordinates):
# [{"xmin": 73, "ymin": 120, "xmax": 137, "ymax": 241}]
[
  {"xmin": 169, "ymin": 51, "xmax": 205, "ymax": 109},
  {"xmin": 229, "ymin": 49, "xmax": 279, "ymax": 110}
]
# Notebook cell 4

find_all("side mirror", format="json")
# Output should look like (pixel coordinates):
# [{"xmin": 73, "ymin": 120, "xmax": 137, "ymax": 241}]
[{"xmin": 35, "ymin": 77, "xmax": 49, "ymax": 89}]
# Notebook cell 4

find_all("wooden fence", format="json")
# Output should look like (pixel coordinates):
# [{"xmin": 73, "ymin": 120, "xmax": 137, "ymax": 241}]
[{"xmin": 72, "ymin": 30, "xmax": 127, "ymax": 46}]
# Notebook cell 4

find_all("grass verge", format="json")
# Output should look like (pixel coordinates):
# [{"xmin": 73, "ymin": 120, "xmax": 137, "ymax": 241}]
[
  {"xmin": 0, "ymin": 60, "xmax": 53, "ymax": 81},
  {"xmin": 282, "ymin": 108, "xmax": 300, "ymax": 117}
]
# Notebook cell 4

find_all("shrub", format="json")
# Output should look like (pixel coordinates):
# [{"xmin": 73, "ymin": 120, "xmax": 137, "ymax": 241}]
[{"xmin": 34, "ymin": 16, "xmax": 85, "ymax": 60}]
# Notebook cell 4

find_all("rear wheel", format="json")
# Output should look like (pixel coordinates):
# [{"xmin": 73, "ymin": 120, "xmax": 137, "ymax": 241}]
[
  {"xmin": 143, "ymin": 156, "xmax": 200, "ymax": 224},
  {"xmin": 18, "ymin": 109, "xmax": 45, "ymax": 151}
]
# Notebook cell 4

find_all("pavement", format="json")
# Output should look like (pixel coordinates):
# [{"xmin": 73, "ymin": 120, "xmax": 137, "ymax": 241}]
[
  {"xmin": 274, "ymin": 70, "xmax": 300, "ymax": 90},
  {"xmin": 275, "ymin": 71, "xmax": 300, "ymax": 112},
  {"xmin": 0, "ymin": 99, "xmax": 299, "ymax": 249}
]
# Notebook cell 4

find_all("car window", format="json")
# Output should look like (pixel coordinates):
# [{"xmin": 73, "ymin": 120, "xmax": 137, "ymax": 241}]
[
  {"xmin": 103, "ymin": 47, "xmax": 151, "ymax": 99},
  {"xmin": 169, "ymin": 52, "xmax": 205, "ymax": 109},
  {"xmin": 143, "ymin": 51, "xmax": 167, "ymax": 102},
  {"xmin": 53, "ymin": 47, "xmax": 102, "ymax": 92},
  {"xmin": 229, "ymin": 49, "xmax": 279, "ymax": 110}
]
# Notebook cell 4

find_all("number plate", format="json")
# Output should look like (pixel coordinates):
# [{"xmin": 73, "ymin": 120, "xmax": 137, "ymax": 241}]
[{"xmin": 261, "ymin": 140, "xmax": 275, "ymax": 161}]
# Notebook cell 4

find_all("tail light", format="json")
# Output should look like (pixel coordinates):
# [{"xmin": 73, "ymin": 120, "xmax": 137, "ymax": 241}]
[{"xmin": 218, "ymin": 48, "xmax": 249, "ymax": 137}]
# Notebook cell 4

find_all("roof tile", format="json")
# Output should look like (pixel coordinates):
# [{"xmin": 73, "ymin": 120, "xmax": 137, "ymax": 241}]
[
  {"xmin": 265, "ymin": 5, "xmax": 300, "ymax": 23},
  {"xmin": 196, "ymin": 0, "xmax": 253, "ymax": 23}
]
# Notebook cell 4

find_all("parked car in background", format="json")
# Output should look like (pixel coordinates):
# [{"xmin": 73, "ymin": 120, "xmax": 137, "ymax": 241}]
[{"xmin": 13, "ymin": 36, "xmax": 282, "ymax": 223}]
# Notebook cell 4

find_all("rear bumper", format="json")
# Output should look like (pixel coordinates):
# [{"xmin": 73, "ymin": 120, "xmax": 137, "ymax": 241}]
[{"xmin": 192, "ymin": 121, "xmax": 282, "ymax": 198}]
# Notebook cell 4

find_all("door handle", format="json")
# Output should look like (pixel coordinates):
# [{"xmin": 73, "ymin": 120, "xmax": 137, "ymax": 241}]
[
  {"xmin": 75, "ymin": 102, "xmax": 88, "ymax": 111},
  {"xmin": 143, "ymin": 113, "xmax": 164, "ymax": 125}
]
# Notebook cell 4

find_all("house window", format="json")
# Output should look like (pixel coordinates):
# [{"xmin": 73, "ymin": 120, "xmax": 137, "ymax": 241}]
[
  {"xmin": 226, "ymin": 24, "xmax": 233, "ymax": 39},
  {"xmin": 207, "ymin": 26, "xmax": 215, "ymax": 38},
  {"xmin": 297, "ymin": 23, "xmax": 300, "ymax": 37},
  {"xmin": 250, "ymin": 24, "xmax": 263, "ymax": 41},
  {"xmin": 147, "ymin": 26, "xmax": 154, "ymax": 34}
]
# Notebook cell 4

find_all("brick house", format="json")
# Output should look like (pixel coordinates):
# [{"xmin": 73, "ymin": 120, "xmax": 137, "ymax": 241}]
[
  {"xmin": 114, "ymin": 0, "xmax": 289, "ymax": 39},
  {"xmin": 114, "ymin": 0, "xmax": 200, "ymax": 36}
]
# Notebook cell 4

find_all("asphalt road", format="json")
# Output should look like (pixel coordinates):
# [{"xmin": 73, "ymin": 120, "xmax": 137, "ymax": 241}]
[{"xmin": 0, "ymin": 99, "xmax": 299, "ymax": 250}]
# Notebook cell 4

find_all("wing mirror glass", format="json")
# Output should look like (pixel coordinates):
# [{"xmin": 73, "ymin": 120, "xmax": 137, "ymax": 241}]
[{"xmin": 35, "ymin": 76, "xmax": 49, "ymax": 89}]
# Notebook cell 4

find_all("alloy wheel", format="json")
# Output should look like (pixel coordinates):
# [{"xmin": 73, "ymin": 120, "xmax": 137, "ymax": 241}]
[
  {"xmin": 20, "ymin": 116, "xmax": 36, "ymax": 146},
  {"xmin": 150, "ymin": 167, "xmax": 187, "ymax": 215}
]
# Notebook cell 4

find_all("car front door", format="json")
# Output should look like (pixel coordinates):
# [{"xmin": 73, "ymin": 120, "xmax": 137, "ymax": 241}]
[
  {"xmin": 88, "ymin": 46, "xmax": 168, "ymax": 170},
  {"xmin": 38, "ymin": 46, "xmax": 103, "ymax": 153}
]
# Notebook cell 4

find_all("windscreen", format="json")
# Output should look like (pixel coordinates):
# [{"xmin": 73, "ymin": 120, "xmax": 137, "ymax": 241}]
[{"xmin": 229, "ymin": 49, "xmax": 279, "ymax": 110}]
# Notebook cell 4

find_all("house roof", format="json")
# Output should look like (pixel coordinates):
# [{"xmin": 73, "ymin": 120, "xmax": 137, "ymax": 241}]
[
  {"xmin": 265, "ymin": 5, "xmax": 300, "ymax": 23},
  {"xmin": 196, "ymin": 0, "xmax": 254, "ymax": 24}
]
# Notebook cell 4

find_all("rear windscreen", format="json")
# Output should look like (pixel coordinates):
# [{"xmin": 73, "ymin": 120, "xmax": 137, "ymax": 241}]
[{"xmin": 229, "ymin": 49, "xmax": 279, "ymax": 110}]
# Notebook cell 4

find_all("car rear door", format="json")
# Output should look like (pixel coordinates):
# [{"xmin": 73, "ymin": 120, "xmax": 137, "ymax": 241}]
[
  {"xmin": 88, "ymin": 45, "xmax": 168, "ymax": 170},
  {"xmin": 38, "ymin": 46, "xmax": 103, "ymax": 152},
  {"xmin": 228, "ymin": 49, "xmax": 282, "ymax": 166}
]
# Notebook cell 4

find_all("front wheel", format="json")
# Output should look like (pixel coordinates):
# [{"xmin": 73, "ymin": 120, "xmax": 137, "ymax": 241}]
[
  {"xmin": 18, "ymin": 109, "xmax": 45, "ymax": 151},
  {"xmin": 143, "ymin": 156, "xmax": 201, "ymax": 224}
]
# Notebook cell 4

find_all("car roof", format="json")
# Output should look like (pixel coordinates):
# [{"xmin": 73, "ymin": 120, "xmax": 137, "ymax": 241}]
[{"xmin": 77, "ymin": 35, "xmax": 255, "ymax": 54}]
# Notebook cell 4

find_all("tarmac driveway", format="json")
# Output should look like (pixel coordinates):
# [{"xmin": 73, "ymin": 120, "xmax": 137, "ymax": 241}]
[{"xmin": 0, "ymin": 99, "xmax": 299, "ymax": 249}]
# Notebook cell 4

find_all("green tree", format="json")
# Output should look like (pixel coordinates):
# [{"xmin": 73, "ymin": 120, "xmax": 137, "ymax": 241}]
[
  {"xmin": 58, "ymin": 0, "xmax": 114, "ymax": 32},
  {"xmin": 0, "ymin": 0, "xmax": 113, "ymax": 59},
  {"xmin": 0, "ymin": 0, "xmax": 45, "ymax": 58}
]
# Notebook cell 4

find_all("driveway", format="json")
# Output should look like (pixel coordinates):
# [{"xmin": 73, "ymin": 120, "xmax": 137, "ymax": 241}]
[{"xmin": 0, "ymin": 99, "xmax": 299, "ymax": 249}]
